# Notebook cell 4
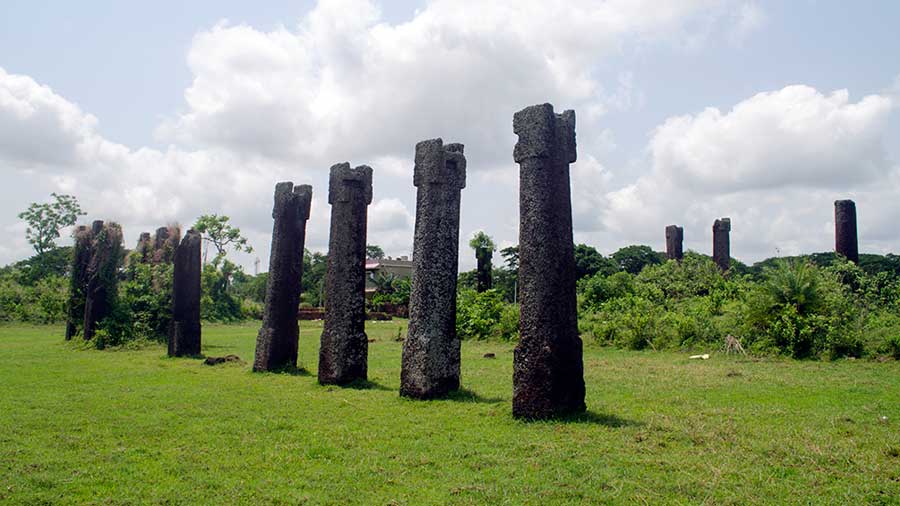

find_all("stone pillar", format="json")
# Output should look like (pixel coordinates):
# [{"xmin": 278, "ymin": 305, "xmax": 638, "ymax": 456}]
[
  {"xmin": 168, "ymin": 229, "xmax": 202, "ymax": 357},
  {"xmin": 835, "ymin": 200, "xmax": 859, "ymax": 263},
  {"xmin": 512, "ymin": 103, "xmax": 586, "ymax": 420},
  {"xmin": 319, "ymin": 163, "xmax": 372, "ymax": 385},
  {"xmin": 476, "ymin": 247, "xmax": 493, "ymax": 292},
  {"xmin": 665, "ymin": 225, "xmax": 684, "ymax": 261},
  {"xmin": 135, "ymin": 232, "xmax": 152, "ymax": 263},
  {"xmin": 65, "ymin": 225, "xmax": 93, "ymax": 340},
  {"xmin": 712, "ymin": 218, "xmax": 731, "ymax": 271},
  {"xmin": 400, "ymin": 139, "xmax": 466, "ymax": 399},
  {"xmin": 152, "ymin": 226, "xmax": 180, "ymax": 264},
  {"xmin": 253, "ymin": 183, "xmax": 313, "ymax": 372},
  {"xmin": 83, "ymin": 222, "xmax": 123, "ymax": 341}
]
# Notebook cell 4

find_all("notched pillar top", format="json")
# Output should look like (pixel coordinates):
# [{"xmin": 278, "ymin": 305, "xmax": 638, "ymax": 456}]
[
  {"xmin": 273, "ymin": 181, "xmax": 313, "ymax": 221},
  {"xmin": 413, "ymin": 138, "xmax": 467, "ymax": 189},
  {"xmin": 328, "ymin": 163, "xmax": 373, "ymax": 205},
  {"xmin": 713, "ymin": 218, "xmax": 731, "ymax": 232},
  {"xmin": 513, "ymin": 103, "xmax": 576, "ymax": 164}
]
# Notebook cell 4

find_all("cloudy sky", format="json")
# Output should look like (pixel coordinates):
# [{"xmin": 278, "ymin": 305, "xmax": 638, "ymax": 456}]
[{"xmin": 2, "ymin": 0, "xmax": 899, "ymax": 272}]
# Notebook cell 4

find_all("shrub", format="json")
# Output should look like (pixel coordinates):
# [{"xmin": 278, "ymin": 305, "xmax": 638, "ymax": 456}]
[{"xmin": 456, "ymin": 288, "xmax": 517, "ymax": 340}]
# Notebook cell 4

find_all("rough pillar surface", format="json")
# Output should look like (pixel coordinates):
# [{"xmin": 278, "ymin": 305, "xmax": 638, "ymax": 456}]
[
  {"xmin": 512, "ymin": 103, "xmax": 586, "ymax": 419},
  {"xmin": 713, "ymin": 218, "xmax": 731, "ymax": 271},
  {"xmin": 152, "ymin": 226, "xmax": 180, "ymax": 264},
  {"xmin": 82, "ymin": 222, "xmax": 123, "ymax": 341},
  {"xmin": 253, "ymin": 183, "xmax": 313, "ymax": 371},
  {"xmin": 835, "ymin": 200, "xmax": 859, "ymax": 263},
  {"xmin": 665, "ymin": 225, "xmax": 684, "ymax": 261},
  {"xmin": 135, "ymin": 232, "xmax": 152, "ymax": 263},
  {"xmin": 65, "ymin": 225, "xmax": 93, "ymax": 340},
  {"xmin": 400, "ymin": 139, "xmax": 466, "ymax": 399},
  {"xmin": 319, "ymin": 163, "xmax": 372, "ymax": 385},
  {"xmin": 476, "ymin": 247, "xmax": 493, "ymax": 292},
  {"xmin": 168, "ymin": 229, "xmax": 202, "ymax": 357}
]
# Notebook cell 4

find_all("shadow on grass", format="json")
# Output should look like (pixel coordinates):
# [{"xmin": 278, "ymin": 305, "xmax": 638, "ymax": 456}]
[
  {"xmin": 253, "ymin": 365, "xmax": 312, "ymax": 376},
  {"xmin": 336, "ymin": 378, "xmax": 393, "ymax": 391},
  {"xmin": 552, "ymin": 410, "xmax": 642, "ymax": 428},
  {"xmin": 444, "ymin": 388, "xmax": 505, "ymax": 404}
]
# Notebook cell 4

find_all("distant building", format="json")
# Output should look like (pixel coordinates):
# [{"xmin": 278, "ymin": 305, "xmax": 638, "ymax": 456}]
[{"xmin": 365, "ymin": 256, "xmax": 413, "ymax": 296}]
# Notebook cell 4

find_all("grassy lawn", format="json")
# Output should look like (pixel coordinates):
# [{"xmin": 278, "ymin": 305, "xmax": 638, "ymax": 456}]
[{"xmin": 1, "ymin": 321, "xmax": 899, "ymax": 505}]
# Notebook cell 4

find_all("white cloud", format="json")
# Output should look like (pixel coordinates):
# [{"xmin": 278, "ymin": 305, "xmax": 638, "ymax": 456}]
[
  {"xmin": 729, "ymin": 2, "xmax": 767, "ymax": 46},
  {"xmin": 596, "ymin": 84, "xmax": 898, "ymax": 261}
]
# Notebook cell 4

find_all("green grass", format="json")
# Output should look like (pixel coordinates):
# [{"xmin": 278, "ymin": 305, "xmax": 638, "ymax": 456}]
[{"xmin": 1, "ymin": 321, "xmax": 899, "ymax": 505}]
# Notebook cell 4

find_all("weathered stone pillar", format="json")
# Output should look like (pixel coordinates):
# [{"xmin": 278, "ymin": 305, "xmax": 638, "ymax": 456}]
[
  {"xmin": 319, "ymin": 163, "xmax": 372, "ymax": 385},
  {"xmin": 835, "ymin": 200, "xmax": 859, "ymax": 263},
  {"xmin": 665, "ymin": 225, "xmax": 684, "ymax": 261},
  {"xmin": 400, "ymin": 139, "xmax": 466, "ymax": 399},
  {"xmin": 253, "ymin": 183, "xmax": 313, "ymax": 372},
  {"xmin": 476, "ymin": 247, "xmax": 493, "ymax": 292},
  {"xmin": 65, "ymin": 225, "xmax": 93, "ymax": 340},
  {"xmin": 713, "ymin": 218, "xmax": 731, "ymax": 271},
  {"xmin": 83, "ymin": 222, "xmax": 124, "ymax": 341},
  {"xmin": 168, "ymin": 229, "xmax": 202, "ymax": 357},
  {"xmin": 512, "ymin": 103, "xmax": 586, "ymax": 419},
  {"xmin": 135, "ymin": 232, "xmax": 152, "ymax": 263},
  {"xmin": 152, "ymin": 226, "xmax": 180, "ymax": 264}
]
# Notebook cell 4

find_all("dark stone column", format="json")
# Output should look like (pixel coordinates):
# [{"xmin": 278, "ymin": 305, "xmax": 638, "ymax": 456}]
[
  {"xmin": 713, "ymin": 218, "xmax": 731, "ymax": 271},
  {"xmin": 135, "ymin": 232, "xmax": 152, "ymax": 263},
  {"xmin": 401, "ymin": 139, "xmax": 466, "ymax": 399},
  {"xmin": 319, "ymin": 163, "xmax": 372, "ymax": 385},
  {"xmin": 253, "ymin": 183, "xmax": 313, "ymax": 372},
  {"xmin": 83, "ymin": 222, "xmax": 123, "ymax": 341},
  {"xmin": 665, "ymin": 225, "xmax": 684, "ymax": 261},
  {"xmin": 476, "ymin": 247, "xmax": 493, "ymax": 292},
  {"xmin": 65, "ymin": 225, "xmax": 93, "ymax": 340},
  {"xmin": 835, "ymin": 200, "xmax": 859, "ymax": 263},
  {"xmin": 512, "ymin": 103, "xmax": 586, "ymax": 420},
  {"xmin": 168, "ymin": 229, "xmax": 202, "ymax": 357},
  {"xmin": 152, "ymin": 226, "xmax": 180, "ymax": 264}
]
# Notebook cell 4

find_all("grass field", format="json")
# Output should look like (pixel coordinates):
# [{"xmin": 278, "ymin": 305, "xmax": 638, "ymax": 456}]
[{"xmin": 1, "ymin": 321, "xmax": 899, "ymax": 505}]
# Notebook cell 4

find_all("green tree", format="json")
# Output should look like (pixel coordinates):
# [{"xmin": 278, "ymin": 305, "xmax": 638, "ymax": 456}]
[
  {"xmin": 18, "ymin": 193, "xmax": 85, "ymax": 257},
  {"xmin": 366, "ymin": 245, "xmax": 385, "ymax": 259},
  {"xmin": 193, "ymin": 214, "xmax": 253, "ymax": 265},
  {"xmin": 574, "ymin": 243, "xmax": 619, "ymax": 280},
  {"xmin": 500, "ymin": 245, "xmax": 519, "ymax": 271},
  {"xmin": 468, "ymin": 231, "xmax": 496, "ymax": 252},
  {"xmin": 612, "ymin": 245, "xmax": 664, "ymax": 275}
]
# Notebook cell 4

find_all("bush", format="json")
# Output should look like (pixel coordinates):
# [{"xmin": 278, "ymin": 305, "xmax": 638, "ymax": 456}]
[{"xmin": 456, "ymin": 289, "xmax": 518, "ymax": 340}]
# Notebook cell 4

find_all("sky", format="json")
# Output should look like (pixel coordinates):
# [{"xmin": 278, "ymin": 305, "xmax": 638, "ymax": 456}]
[{"xmin": 1, "ymin": 0, "xmax": 899, "ymax": 272}]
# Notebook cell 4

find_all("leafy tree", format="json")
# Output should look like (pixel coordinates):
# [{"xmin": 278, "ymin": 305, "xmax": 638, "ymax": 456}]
[
  {"xmin": 612, "ymin": 245, "xmax": 664, "ymax": 275},
  {"xmin": 500, "ymin": 246, "xmax": 519, "ymax": 271},
  {"xmin": 366, "ymin": 245, "xmax": 385, "ymax": 259},
  {"xmin": 574, "ymin": 243, "xmax": 619, "ymax": 280},
  {"xmin": 301, "ymin": 249, "xmax": 328, "ymax": 306},
  {"xmin": 18, "ymin": 193, "xmax": 85, "ymax": 257},
  {"xmin": 193, "ymin": 214, "xmax": 252, "ymax": 265},
  {"xmin": 468, "ymin": 231, "xmax": 496, "ymax": 252}
]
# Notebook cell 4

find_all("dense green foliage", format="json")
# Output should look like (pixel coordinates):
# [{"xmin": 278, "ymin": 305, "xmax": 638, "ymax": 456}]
[
  {"xmin": 578, "ymin": 252, "xmax": 900, "ymax": 359},
  {"xmin": 1, "ymin": 323, "xmax": 899, "ymax": 504},
  {"xmin": 17, "ymin": 193, "xmax": 85, "ymax": 257},
  {"xmin": 455, "ymin": 288, "xmax": 519, "ymax": 340}
]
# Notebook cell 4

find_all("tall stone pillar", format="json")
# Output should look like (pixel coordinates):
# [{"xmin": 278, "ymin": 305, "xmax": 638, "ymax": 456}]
[
  {"xmin": 65, "ymin": 225, "xmax": 93, "ymax": 340},
  {"xmin": 512, "ymin": 103, "xmax": 586, "ymax": 420},
  {"xmin": 83, "ymin": 222, "xmax": 123, "ymax": 341},
  {"xmin": 168, "ymin": 229, "xmax": 202, "ymax": 357},
  {"xmin": 400, "ymin": 139, "xmax": 466, "ymax": 399},
  {"xmin": 665, "ymin": 225, "xmax": 684, "ymax": 261},
  {"xmin": 712, "ymin": 218, "xmax": 731, "ymax": 271},
  {"xmin": 835, "ymin": 200, "xmax": 859, "ymax": 263},
  {"xmin": 318, "ymin": 163, "xmax": 372, "ymax": 385},
  {"xmin": 253, "ymin": 183, "xmax": 313, "ymax": 372},
  {"xmin": 476, "ymin": 247, "xmax": 493, "ymax": 292}
]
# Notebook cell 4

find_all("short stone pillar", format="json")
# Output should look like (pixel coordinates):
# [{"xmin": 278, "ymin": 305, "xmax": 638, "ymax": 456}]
[
  {"xmin": 253, "ymin": 183, "xmax": 313, "ymax": 372},
  {"xmin": 835, "ymin": 200, "xmax": 859, "ymax": 263},
  {"xmin": 400, "ymin": 139, "xmax": 466, "ymax": 399},
  {"xmin": 65, "ymin": 225, "xmax": 93, "ymax": 340},
  {"xmin": 318, "ymin": 163, "xmax": 373, "ymax": 385},
  {"xmin": 665, "ymin": 225, "xmax": 684, "ymax": 261},
  {"xmin": 476, "ymin": 247, "xmax": 493, "ymax": 292},
  {"xmin": 512, "ymin": 103, "xmax": 586, "ymax": 419},
  {"xmin": 82, "ymin": 221, "xmax": 124, "ymax": 341},
  {"xmin": 713, "ymin": 218, "xmax": 731, "ymax": 271},
  {"xmin": 168, "ymin": 229, "xmax": 202, "ymax": 357}
]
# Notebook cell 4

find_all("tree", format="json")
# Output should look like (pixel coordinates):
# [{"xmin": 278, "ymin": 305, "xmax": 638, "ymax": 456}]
[
  {"xmin": 193, "ymin": 214, "xmax": 252, "ymax": 265},
  {"xmin": 18, "ymin": 193, "xmax": 85, "ymax": 257},
  {"xmin": 468, "ymin": 231, "xmax": 496, "ymax": 252},
  {"xmin": 574, "ymin": 243, "xmax": 619, "ymax": 280},
  {"xmin": 500, "ymin": 246, "xmax": 519, "ymax": 272},
  {"xmin": 366, "ymin": 244, "xmax": 385, "ymax": 259},
  {"xmin": 612, "ymin": 245, "xmax": 665, "ymax": 275}
]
